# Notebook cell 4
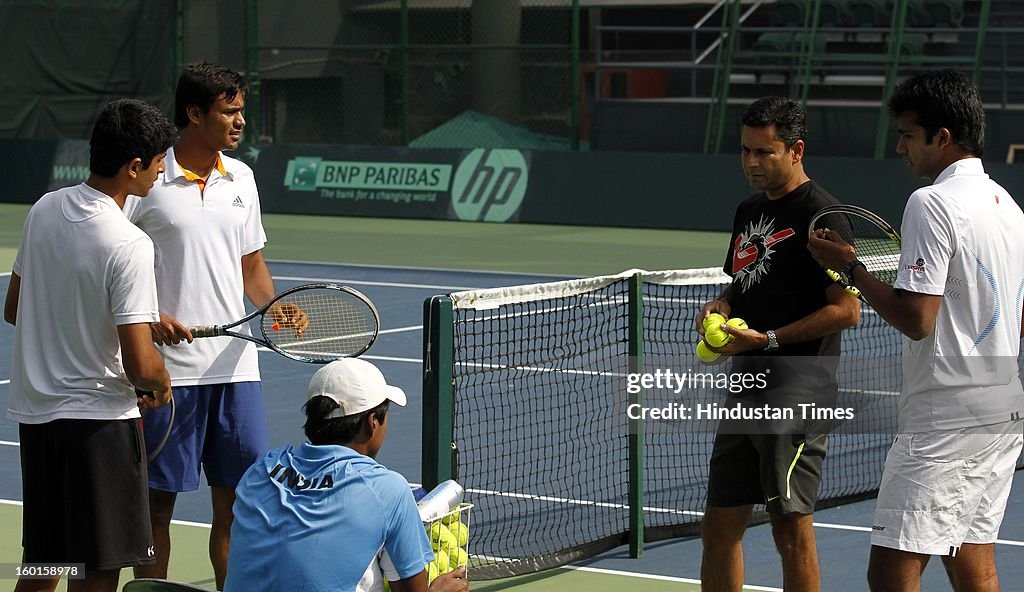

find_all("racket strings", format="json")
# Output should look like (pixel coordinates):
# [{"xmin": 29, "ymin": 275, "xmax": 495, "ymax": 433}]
[
  {"xmin": 261, "ymin": 288, "xmax": 378, "ymax": 360},
  {"xmin": 813, "ymin": 212, "xmax": 901, "ymax": 285}
]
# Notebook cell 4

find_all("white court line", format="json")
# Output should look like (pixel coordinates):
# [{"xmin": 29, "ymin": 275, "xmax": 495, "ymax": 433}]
[
  {"xmin": 256, "ymin": 347, "xmax": 420, "ymax": 365},
  {"xmin": 0, "ymin": 379, "xmax": 9, "ymax": 386},
  {"xmin": 268, "ymin": 259, "xmax": 573, "ymax": 279},
  {"xmin": 810, "ymin": 521, "xmax": 1024, "ymax": 547},
  {"xmin": 364, "ymin": 354, "xmax": 422, "ymax": 364},
  {"xmin": 0, "ymin": 441, "xmax": 18, "ymax": 447},
  {"xmin": 272, "ymin": 275, "xmax": 475, "ymax": 292},
  {"xmin": 561, "ymin": 566, "xmax": 784, "ymax": 591},
  {"xmin": 379, "ymin": 325, "xmax": 422, "ymax": 335},
  {"xmin": 467, "ymin": 487, "xmax": 704, "ymax": 518},
  {"xmin": 0, "ymin": 498, "xmax": 212, "ymax": 529}
]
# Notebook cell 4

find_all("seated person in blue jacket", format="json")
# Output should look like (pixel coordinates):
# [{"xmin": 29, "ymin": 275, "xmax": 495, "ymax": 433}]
[{"xmin": 224, "ymin": 358, "xmax": 468, "ymax": 592}]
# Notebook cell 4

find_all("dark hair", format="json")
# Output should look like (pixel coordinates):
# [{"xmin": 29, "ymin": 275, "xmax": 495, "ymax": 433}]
[
  {"xmin": 89, "ymin": 99, "xmax": 177, "ymax": 177},
  {"xmin": 741, "ymin": 96, "xmax": 807, "ymax": 149},
  {"xmin": 303, "ymin": 397, "xmax": 390, "ymax": 446},
  {"xmin": 174, "ymin": 62, "xmax": 249, "ymax": 129},
  {"xmin": 887, "ymin": 69, "xmax": 985, "ymax": 157}
]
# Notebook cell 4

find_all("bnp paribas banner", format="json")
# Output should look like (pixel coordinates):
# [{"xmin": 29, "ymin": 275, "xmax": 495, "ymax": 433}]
[{"xmin": 254, "ymin": 144, "xmax": 531, "ymax": 223}]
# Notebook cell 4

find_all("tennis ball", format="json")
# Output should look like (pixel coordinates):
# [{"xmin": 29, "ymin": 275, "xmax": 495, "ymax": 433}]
[
  {"xmin": 695, "ymin": 340, "xmax": 720, "ymax": 364},
  {"xmin": 426, "ymin": 561, "xmax": 440, "ymax": 582},
  {"xmin": 450, "ymin": 547, "xmax": 469, "ymax": 568},
  {"xmin": 726, "ymin": 317, "xmax": 748, "ymax": 331},
  {"xmin": 440, "ymin": 509, "xmax": 464, "ymax": 526},
  {"xmin": 702, "ymin": 312, "xmax": 727, "ymax": 331},
  {"xmin": 447, "ymin": 520, "xmax": 469, "ymax": 547},
  {"xmin": 704, "ymin": 323, "xmax": 732, "ymax": 348},
  {"xmin": 428, "ymin": 522, "xmax": 460, "ymax": 553},
  {"xmin": 384, "ymin": 579, "xmax": 391, "ymax": 592},
  {"xmin": 434, "ymin": 548, "xmax": 451, "ymax": 572}
]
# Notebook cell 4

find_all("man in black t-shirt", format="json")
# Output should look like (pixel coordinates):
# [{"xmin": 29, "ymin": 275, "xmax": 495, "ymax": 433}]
[{"xmin": 696, "ymin": 97, "xmax": 860, "ymax": 592}]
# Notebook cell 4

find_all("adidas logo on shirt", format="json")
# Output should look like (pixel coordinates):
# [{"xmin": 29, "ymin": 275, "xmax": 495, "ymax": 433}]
[{"xmin": 232, "ymin": 196, "xmax": 245, "ymax": 208}]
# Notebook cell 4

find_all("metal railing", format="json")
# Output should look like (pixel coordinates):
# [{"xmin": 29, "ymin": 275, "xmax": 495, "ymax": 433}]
[{"xmin": 591, "ymin": 0, "xmax": 1014, "ymax": 156}]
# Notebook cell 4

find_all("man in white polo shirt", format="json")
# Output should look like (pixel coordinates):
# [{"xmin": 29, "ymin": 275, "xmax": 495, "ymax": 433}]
[
  {"xmin": 810, "ymin": 70, "xmax": 1024, "ymax": 591},
  {"xmin": 124, "ymin": 62, "xmax": 292, "ymax": 590},
  {"xmin": 5, "ymin": 99, "xmax": 176, "ymax": 592}
]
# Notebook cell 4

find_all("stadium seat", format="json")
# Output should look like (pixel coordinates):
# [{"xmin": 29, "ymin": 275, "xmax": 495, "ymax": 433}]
[
  {"xmin": 898, "ymin": 32, "xmax": 927, "ymax": 58},
  {"xmin": 751, "ymin": 32, "xmax": 827, "ymax": 64},
  {"xmin": 817, "ymin": 0, "xmax": 847, "ymax": 26},
  {"xmin": 774, "ymin": 0, "xmax": 846, "ymax": 27},
  {"xmin": 846, "ymin": 0, "xmax": 888, "ymax": 26},
  {"xmin": 123, "ymin": 579, "xmax": 215, "ymax": 592},
  {"xmin": 921, "ymin": 0, "xmax": 964, "ymax": 26},
  {"xmin": 904, "ymin": 0, "xmax": 926, "ymax": 25},
  {"xmin": 774, "ymin": 0, "xmax": 805, "ymax": 26}
]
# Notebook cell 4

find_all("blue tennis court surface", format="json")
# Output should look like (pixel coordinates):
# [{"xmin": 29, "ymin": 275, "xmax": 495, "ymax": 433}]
[{"xmin": 1, "ymin": 261, "xmax": 1023, "ymax": 591}]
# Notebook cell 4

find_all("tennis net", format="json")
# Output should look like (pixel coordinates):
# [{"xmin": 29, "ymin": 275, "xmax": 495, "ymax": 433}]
[{"xmin": 421, "ymin": 267, "xmax": 1019, "ymax": 579}]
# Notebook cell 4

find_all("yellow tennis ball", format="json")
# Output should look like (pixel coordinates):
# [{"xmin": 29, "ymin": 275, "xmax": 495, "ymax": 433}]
[
  {"xmin": 433, "ymin": 548, "xmax": 451, "ymax": 572},
  {"xmin": 695, "ymin": 340, "xmax": 720, "ymax": 363},
  {"xmin": 447, "ymin": 521, "xmax": 470, "ymax": 547},
  {"xmin": 450, "ymin": 547, "xmax": 469, "ymax": 568},
  {"xmin": 428, "ymin": 522, "xmax": 460, "ymax": 553},
  {"xmin": 703, "ymin": 312, "xmax": 727, "ymax": 331},
  {"xmin": 726, "ymin": 317, "xmax": 748, "ymax": 331},
  {"xmin": 704, "ymin": 323, "xmax": 733, "ymax": 348},
  {"xmin": 384, "ymin": 579, "xmax": 391, "ymax": 592},
  {"xmin": 426, "ymin": 561, "xmax": 440, "ymax": 582}
]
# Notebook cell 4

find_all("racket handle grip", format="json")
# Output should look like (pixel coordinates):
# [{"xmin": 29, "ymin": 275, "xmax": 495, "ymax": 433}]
[{"xmin": 189, "ymin": 325, "xmax": 222, "ymax": 338}]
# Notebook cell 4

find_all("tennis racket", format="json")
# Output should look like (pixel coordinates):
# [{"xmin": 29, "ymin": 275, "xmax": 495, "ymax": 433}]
[
  {"xmin": 140, "ymin": 392, "xmax": 174, "ymax": 463},
  {"xmin": 808, "ymin": 204, "xmax": 902, "ymax": 300},
  {"xmin": 188, "ymin": 283, "xmax": 379, "ymax": 363}
]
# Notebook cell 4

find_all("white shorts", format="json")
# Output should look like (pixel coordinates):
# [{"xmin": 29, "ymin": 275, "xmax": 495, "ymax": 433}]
[{"xmin": 871, "ymin": 419, "xmax": 1023, "ymax": 556}]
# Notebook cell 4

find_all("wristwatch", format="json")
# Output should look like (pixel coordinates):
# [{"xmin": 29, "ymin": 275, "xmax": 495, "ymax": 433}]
[
  {"xmin": 764, "ymin": 329, "xmax": 780, "ymax": 352},
  {"xmin": 840, "ymin": 259, "xmax": 867, "ymax": 286}
]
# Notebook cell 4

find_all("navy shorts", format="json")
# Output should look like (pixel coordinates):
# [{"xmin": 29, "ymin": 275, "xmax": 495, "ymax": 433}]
[{"xmin": 143, "ymin": 381, "xmax": 269, "ymax": 491}]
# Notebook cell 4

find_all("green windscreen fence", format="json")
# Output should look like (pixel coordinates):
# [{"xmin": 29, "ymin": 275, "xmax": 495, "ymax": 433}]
[
  {"xmin": 422, "ymin": 267, "xmax": 1024, "ymax": 579},
  {"xmin": 0, "ymin": 1, "xmax": 176, "ymax": 138}
]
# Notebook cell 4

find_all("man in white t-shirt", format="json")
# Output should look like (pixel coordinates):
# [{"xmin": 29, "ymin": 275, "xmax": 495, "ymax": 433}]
[
  {"xmin": 810, "ymin": 70, "xmax": 1024, "ymax": 592},
  {"xmin": 124, "ymin": 63, "xmax": 303, "ymax": 590},
  {"xmin": 4, "ymin": 99, "xmax": 176, "ymax": 592}
]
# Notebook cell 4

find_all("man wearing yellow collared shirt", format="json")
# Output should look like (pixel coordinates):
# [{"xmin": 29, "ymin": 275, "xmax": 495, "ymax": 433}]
[{"xmin": 124, "ymin": 62, "xmax": 277, "ymax": 591}]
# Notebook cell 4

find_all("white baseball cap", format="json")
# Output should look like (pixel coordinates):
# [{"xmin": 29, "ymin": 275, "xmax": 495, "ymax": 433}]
[{"xmin": 306, "ymin": 358, "xmax": 407, "ymax": 418}]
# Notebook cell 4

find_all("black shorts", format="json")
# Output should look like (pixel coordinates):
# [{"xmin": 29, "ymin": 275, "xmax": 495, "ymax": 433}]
[
  {"xmin": 706, "ymin": 432, "xmax": 827, "ymax": 515},
  {"xmin": 19, "ymin": 418, "xmax": 156, "ymax": 570}
]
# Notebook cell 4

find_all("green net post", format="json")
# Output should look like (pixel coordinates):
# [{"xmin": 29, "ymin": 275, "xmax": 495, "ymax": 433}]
[
  {"xmin": 628, "ymin": 273, "xmax": 644, "ymax": 558},
  {"xmin": 422, "ymin": 296, "xmax": 455, "ymax": 490}
]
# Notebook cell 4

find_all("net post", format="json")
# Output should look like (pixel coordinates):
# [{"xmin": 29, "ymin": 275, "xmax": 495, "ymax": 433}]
[
  {"xmin": 422, "ymin": 296, "xmax": 455, "ymax": 490},
  {"xmin": 627, "ymin": 273, "xmax": 645, "ymax": 558}
]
